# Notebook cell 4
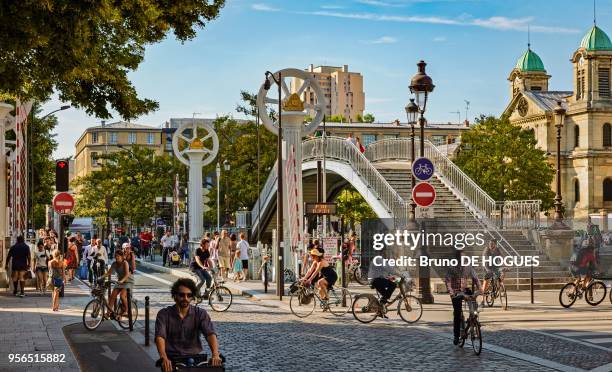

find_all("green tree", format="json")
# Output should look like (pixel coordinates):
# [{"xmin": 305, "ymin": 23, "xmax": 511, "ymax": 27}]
[
  {"xmin": 328, "ymin": 115, "xmax": 346, "ymax": 123},
  {"xmin": 0, "ymin": 1, "xmax": 225, "ymax": 119},
  {"xmin": 362, "ymin": 113, "xmax": 375, "ymax": 123},
  {"xmin": 454, "ymin": 115, "xmax": 555, "ymax": 210},
  {"xmin": 29, "ymin": 104, "xmax": 58, "ymax": 228},
  {"xmin": 336, "ymin": 186, "xmax": 376, "ymax": 231},
  {"xmin": 355, "ymin": 113, "xmax": 363, "ymax": 122},
  {"xmin": 72, "ymin": 146, "xmax": 186, "ymax": 230}
]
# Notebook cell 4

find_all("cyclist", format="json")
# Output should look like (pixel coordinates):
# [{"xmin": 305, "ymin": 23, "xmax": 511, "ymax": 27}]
[
  {"xmin": 155, "ymin": 278, "xmax": 221, "ymax": 371},
  {"xmin": 445, "ymin": 250, "xmax": 481, "ymax": 346},
  {"xmin": 301, "ymin": 248, "xmax": 337, "ymax": 301},
  {"xmin": 190, "ymin": 238, "xmax": 213, "ymax": 299},
  {"xmin": 573, "ymin": 238, "xmax": 601, "ymax": 290},
  {"xmin": 481, "ymin": 239, "xmax": 502, "ymax": 305},
  {"xmin": 104, "ymin": 249, "xmax": 134, "ymax": 318}
]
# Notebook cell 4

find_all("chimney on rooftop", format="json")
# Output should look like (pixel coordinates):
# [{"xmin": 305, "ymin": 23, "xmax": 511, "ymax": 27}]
[
  {"xmin": 309, "ymin": 64, "xmax": 314, "ymax": 72},
  {"xmin": 343, "ymin": 64, "xmax": 348, "ymax": 72},
  {"xmin": 464, "ymin": 119, "xmax": 470, "ymax": 127},
  {"xmin": 101, "ymin": 120, "xmax": 106, "ymax": 127}
]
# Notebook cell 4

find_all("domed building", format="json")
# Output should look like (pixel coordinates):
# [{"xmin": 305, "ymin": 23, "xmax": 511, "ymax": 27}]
[{"xmin": 503, "ymin": 25, "xmax": 612, "ymax": 223}]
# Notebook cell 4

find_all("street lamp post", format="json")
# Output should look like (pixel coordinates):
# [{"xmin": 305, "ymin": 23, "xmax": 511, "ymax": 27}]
[
  {"xmin": 216, "ymin": 162, "xmax": 221, "ymax": 233},
  {"xmin": 409, "ymin": 60, "xmax": 435, "ymax": 305},
  {"xmin": 223, "ymin": 159, "xmax": 230, "ymax": 226},
  {"xmin": 405, "ymin": 98, "xmax": 419, "ymax": 227},
  {"xmin": 552, "ymin": 101, "xmax": 569, "ymax": 230}
]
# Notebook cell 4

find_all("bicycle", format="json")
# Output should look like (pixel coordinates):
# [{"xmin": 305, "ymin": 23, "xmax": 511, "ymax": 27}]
[
  {"xmin": 332, "ymin": 256, "xmax": 369, "ymax": 286},
  {"xmin": 483, "ymin": 268, "xmax": 508, "ymax": 310},
  {"xmin": 559, "ymin": 275, "xmax": 607, "ymax": 308},
  {"xmin": 352, "ymin": 277, "xmax": 423, "ymax": 324},
  {"xmin": 289, "ymin": 280, "xmax": 352, "ymax": 318},
  {"xmin": 193, "ymin": 268, "xmax": 233, "ymax": 312},
  {"xmin": 455, "ymin": 291, "xmax": 482, "ymax": 355},
  {"xmin": 156, "ymin": 354, "xmax": 226, "ymax": 371},
  {"xmin": 284, "ymin": 268, "xmax": 296, "ymax": 283},
  {"xmin": 82, "ymin": 279, "xmax": 138, "ymax": 330}
]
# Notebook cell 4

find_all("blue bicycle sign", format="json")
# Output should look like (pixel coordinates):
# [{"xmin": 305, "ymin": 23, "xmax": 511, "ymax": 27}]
[{"xmin": 412, "ymin": 157, "xmax": 435, "ymax": 181}]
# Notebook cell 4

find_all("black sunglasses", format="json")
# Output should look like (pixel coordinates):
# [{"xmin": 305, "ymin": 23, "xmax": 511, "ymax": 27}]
[{"xmin": 175, "ymin": 292, "xmax": 194, "ymax": 299}]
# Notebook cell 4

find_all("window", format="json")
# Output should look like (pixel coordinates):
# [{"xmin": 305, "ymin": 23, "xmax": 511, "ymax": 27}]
[
  {"xmin": 361, "ymin": 134, "xmax": 377, "ymax": 146},
  {"xmin": 128, "ymin": 132, "xmax": 136, "ymax": 144},
  {"xmin": 604, "ymin": 123, "xmax": 612, "ymax": 147},
  {"xmin": 599, "ymin": 67, "xmax": 610, "ymax": 98},
  {"xmin": 109, "ymin": 132, "xmax": 118, "ymax": 144},
  {"xmin": 574, "ymin": 125, "xmax": 579, "ymax": 148},
  {"xmin": 147, "ymin": 132, "xmax": 155, "ymax": 145},
  {"xmin": 384, "ymin": 134, "xmax": 399, "ymax": 139},
  {"xmin": 531, "ymin": 86, "xmax": 542, "ymax": 91},
  {"xmin": 165, "ymin": 133, "xmax": 173, "ymax": 151},
  {"xmin": 604, "ymin": 178, "xmax": 612, "ymax": 202},
  {"xmin": 574, "ymin": 179, "xmax": 580, "ymax": 203},
  {"xmin": 431, "ymin": 135, "xmax": 447, "ymax": 146},
  {"xmin": 91, "ymin": 132, "xmax": 98, "ymax": 144},
  {"xmin": 91, "ymin": 152, "xmax": 99, "ymax": 167}
]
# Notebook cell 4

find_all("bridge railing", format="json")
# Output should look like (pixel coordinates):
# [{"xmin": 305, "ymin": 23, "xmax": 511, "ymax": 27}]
[
  {"xmin": 365, "ymin": 138, "xmax": 540, "ymax": 230},
  {"xmin": 303, "ymin": 137, "xmax": 408, "ymax": 226},
  {"xmin": 250, "ymin": 161, "xmax": 277, "ymax": 234}
]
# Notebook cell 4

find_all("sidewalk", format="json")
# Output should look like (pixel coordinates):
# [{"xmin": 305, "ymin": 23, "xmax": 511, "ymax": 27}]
[
  {"xmin": 136, "ymin": 257, "xmax": 569, "ymax": 310},
  {"xmin": 0, "ymin": 280, "xmax": 90, "ymax": 372}
]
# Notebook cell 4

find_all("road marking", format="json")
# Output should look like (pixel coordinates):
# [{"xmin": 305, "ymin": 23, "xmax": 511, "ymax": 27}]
[
  {"xmin": 100, "ymin": 345, "xmax": 119, "ymax": 361},
  {"xmin": 557, "ymin": 332, "xmax": 612, "ymax": 337},
  {"xmin": 583, "ymin": 338, "xmax": 612, "ymax": 344},
  {"xmin": 522, "ymin": 329, "xmax": 612, "ymax": 353},
  {"xmin": 135, "ymin": 270, "xmax": 173, "ymax": 286},
  {"xmin": 590, "ymin": 362, "xmax": 612, "ymax": 372}
]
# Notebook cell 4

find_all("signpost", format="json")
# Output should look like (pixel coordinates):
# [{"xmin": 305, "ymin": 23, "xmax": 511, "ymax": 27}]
[
  {"xmin": 52, "ymin": 192, "xmax": 75, "ymax": 214},
  {"xmin": 412, "ymin": 182, "xmax": 436, "ymax": 208}
]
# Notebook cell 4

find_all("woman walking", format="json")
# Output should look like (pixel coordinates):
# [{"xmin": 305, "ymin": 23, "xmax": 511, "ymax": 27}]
[
  {"xmin": 65, "ymin": 237, "xmax": 79, "ymax": 281},
  {"xmin": 33, "ymin": 242, "xmax": 50, "ymax": 294},
  {"xmin": 48, "ymin": 250, "xmax": 66, "ymax": 311}
]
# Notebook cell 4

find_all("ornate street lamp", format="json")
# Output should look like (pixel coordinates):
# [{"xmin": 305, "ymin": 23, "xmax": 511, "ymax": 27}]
[
  {"xmin": 223, "ymin": 159, "xmax": 231, "ymax": 226},
  {"xmin": 405, "ymin": 98, "xmax": 419, "ymax": 226},
  {"xmin": 552, "ymin": 101, "xmax": 569, "ymax": 230},
  {"xmin": 409, "ymin": 60, "xmax": 435, "ymax": 304}
]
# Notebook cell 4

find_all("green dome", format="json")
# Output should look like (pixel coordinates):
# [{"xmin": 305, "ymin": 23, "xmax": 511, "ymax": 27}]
[
  {"xmin": 515, "ymin": 48, "xmax": 546, "ymax": 72},
  {"xmin": 580, "ymin": 25, "xmax": 612, "ymax": 51}
]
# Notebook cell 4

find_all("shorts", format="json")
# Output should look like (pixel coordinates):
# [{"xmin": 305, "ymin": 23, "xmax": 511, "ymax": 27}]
[
  {"xmin": 218, "ymin": 256, "xmax": 231, "ymax": 269},
  {"xmin": 11, "ymin": 270, "xmax": 26, "ymax": 281},
  {"xmin": 242, "ymin": 259, "xmax": 249, "ymax": 270},
  {"xmin": 35, "ymin": 267, "xmax": 49, "ymax": 273},
  {"xmin": 53, "ymin": 277, "xmax": 64, "ymax": 288}
]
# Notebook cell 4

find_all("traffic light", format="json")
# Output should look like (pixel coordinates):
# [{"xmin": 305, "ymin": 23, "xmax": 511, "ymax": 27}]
[{"xmin": 55, "ymin": 160, "xmax": 69, "ymax": 191}]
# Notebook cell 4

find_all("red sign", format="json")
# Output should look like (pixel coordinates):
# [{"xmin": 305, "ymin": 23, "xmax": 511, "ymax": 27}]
[
  {"xmin": 53, "ymin": 192, "xmax": 75, "ymax": 214},
  {"xmin": 412, "ymin": 182, "xmax": 436, "ymax": 208}
]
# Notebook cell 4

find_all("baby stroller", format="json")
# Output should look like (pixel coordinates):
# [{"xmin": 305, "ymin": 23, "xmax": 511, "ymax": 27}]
[{"xmin": 168, "ymin": 248, "xmax": 182, "ymax": 267}]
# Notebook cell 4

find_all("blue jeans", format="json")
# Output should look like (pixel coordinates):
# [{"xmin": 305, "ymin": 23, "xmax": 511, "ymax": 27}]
[{"xmin": 194, "ymin": 268, "xmax": 211, "ymax": 294}]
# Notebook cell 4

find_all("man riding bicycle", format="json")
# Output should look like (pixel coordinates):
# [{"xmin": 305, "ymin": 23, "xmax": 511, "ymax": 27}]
[
  {"xmin": 481, "ymin": 239, "xmax": 502, "ymax": 304},
  {"xmin": 155, "ymin": 278, "xmax": 222, "ymax": 371},
  {"xmin": 445, "ymin": 250, "xmax": 481, "ymax": 346},
  {"xmin": 190, "ymin": 238, "xmax": 214, "ymax": 299}
]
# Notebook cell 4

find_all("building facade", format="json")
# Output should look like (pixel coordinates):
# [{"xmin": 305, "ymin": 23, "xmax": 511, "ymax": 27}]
[
  {"xmin": 74, "ymin": 121, "xmax": 163, "ymax": 180},
  {"xmin": 503, "ymin": 25, "xmax": 612, "ymax": 221},
  {"xmin": 292, "ymin": 65, "xmax": 365, "ymax": 122}
]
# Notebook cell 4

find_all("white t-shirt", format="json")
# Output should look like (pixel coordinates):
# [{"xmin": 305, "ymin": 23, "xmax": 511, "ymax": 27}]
[
  {"xmin": 97, "ymin": 245, "xmax": 108, "ymax": 264},
  {"xmin": 238, "ymin": 240, "xmax": 249, "ymax": 260},
  {"xmin": 83, "ymin": 245, "xmax": 93, "ymax": 261},
  {"xmin": 161, "ymin": 235, "xmax": 174, "ymax": 248}
]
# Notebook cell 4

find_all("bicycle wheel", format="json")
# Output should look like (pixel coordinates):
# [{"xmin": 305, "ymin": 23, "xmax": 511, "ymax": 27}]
[
  {"xmin": 209, "ymin": 286, "xmax": 233, "ymax": 312},
  {"xmin": 499, "ymin": 284, "xmax": 508, "ymax": 310},
  {"xmin": 351, "ymin": 294, "xmax": 379, "ymax": 323},
  {"xmin": 559, "ymin": 282, "xmax": 578, "ymax": 308},
  {"xmin": 352, "ymin": 267, "xmax": 369, "ymax": 286},
  {"xmin": 458, "ymin": 316, "xmax": 466, "ymax": 347},
  {"xmin": 470, "ymin": 320, "xmax": 482, "ymax": 355},
  {"xmin": 397, "ymin": 295, "xmax": 423, "ymax": 323},
  {"xmin": 83, "ymin": 298, "xmax": 104, "ymax": 331},
  {"xmin": 290, "ymin": 290, "xmax": 316, "ymax": 318},
  {"xmin": 585, "ymin": 281, "xmax": 606, "ymax": 306},
  {"xmin": 327, "ymin": 288, "xmax": 352, "ymax": 316},
  {"xmin": 116, "ymin": 298, "xmax": 138, "ymax": 329}
]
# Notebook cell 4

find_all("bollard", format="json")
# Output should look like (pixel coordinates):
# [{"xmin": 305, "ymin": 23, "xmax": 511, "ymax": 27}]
[
  {"xmin": 530, "ymin": 264, "xmax": 534, "ymax": 304},
  {"xmin": 144, "ymin": 296, "xmax": 150, "ymax": 346},
  {"xmin": 127, "ymin": 288, "xmax": 133, "ymax": 332}
]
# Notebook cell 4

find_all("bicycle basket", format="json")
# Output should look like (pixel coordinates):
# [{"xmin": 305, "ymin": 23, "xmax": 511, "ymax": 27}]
[
  {"xmin": 289, "ymin": 282, "xmax": 300, "ymax": 294},
  {"xmin": 299, "ymin": 290, "xmax": 314, "ymax": 305}
]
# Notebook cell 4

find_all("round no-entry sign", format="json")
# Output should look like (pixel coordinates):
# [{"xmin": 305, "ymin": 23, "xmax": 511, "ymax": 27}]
[
  {"xmin": 53, "ymin": 192, "xmax": 75, "ymax": 214},
  {"xmin": 412, "ymin": 182, "xmax": 436, "ymax": 208}
]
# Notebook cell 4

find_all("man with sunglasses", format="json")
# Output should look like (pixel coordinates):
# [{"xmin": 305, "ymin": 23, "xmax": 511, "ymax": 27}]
[{"xmin": 155, "ymin": 278, "xmax": 222, "ymax": 371}]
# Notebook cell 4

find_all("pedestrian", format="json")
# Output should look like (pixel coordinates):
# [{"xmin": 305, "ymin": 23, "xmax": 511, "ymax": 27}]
[
  {"xmin": 161, "ymin": 231, "xmax": 174, "ymax": 266},
  {"xmin": 209, "ymin": 231, "xmax": 220, "ymax": 269},
  {"xmin": 232, "ymin": 250, "xmax": 243, "ymax": 282},
  {"xmin": 123, "ymin": 242, "xmax": 137, "ymax": 274},
  {"xmin": 229, "ymin": 233, "xmax": 237, "ymax": 268},
  {"xmin": 217, "ymin": 230, "xmax": 231, "ymax": 278},
  {"xmin": 75, "ymin": 232, "xmax": 85, "ymax": 259},
  {"xmin": 356, "ymin": 137, "xmax": 365, "ymax": 153},
  {"xmin": 346, "ymin": 133, "xmax": 356, "ymax": 146},
  {"xmin": 237, "ymin": 233, "xmax": 249, "ymax": 280},
  {"xmin": 140, "ymin": 228, "xmax": 153, "ymax": 259},
  {"xmin": 48, "ymin": 250, "xmax": 66, "ymax": 311},
  {"xmin": 5, "ymin": 236, "xmax": 31, "ymax": 297},
  {"xmin": 32, "ymin": 241, "xmax": 50, "ymax": 294},
  {"xmin": 65, "ymin": 236, "xmax": 79, "ymax": 281}
]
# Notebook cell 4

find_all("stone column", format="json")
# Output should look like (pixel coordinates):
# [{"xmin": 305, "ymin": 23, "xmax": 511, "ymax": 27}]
[
  {"xmin": 599, "ymin": 209, "xmax": 608, "ymax": 233},
  {"xmin": 0, "ymin": 102, "xmax": 13, "ymax": 285}
]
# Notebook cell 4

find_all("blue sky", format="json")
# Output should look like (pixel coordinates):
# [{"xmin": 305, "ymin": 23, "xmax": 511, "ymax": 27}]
[{"xmin": 45, "ymin": 0, "xmax": 610, "ymax": 158}]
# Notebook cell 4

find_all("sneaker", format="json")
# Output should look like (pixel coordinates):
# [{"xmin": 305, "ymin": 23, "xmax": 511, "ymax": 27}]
[
  {"xmin": 453, "ymin": 337, "xmax": 459, "ymax": 345},
  {"xmin": 19, "ymin": 293, "xmax": 25, "ymax": 298}
]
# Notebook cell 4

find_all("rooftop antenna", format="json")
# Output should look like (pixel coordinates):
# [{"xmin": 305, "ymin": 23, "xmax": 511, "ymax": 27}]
[
  {"xmin": 464, "ymin": 100, "xmax": 470, "ymax": 122},
  {"xmin": 527, "ymin": 24, "xmax": 531, "ymax": 49},
  {"xmin": 594, "ymin": 0, "xmax": 597, "ymax": 25}
]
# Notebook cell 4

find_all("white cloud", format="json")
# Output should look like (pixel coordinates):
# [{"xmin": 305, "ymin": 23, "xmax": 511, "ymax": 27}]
[
  {"xmin": 433, "ymin": 36, "xmax": 447, "ymax": 42},
  {"xmin": 252, "ymin": 3, "xmax": 280, "ymax": 12},
  {"xmin": 363, "ymin": 36, "xmax": 398, "ymax": 44}
]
